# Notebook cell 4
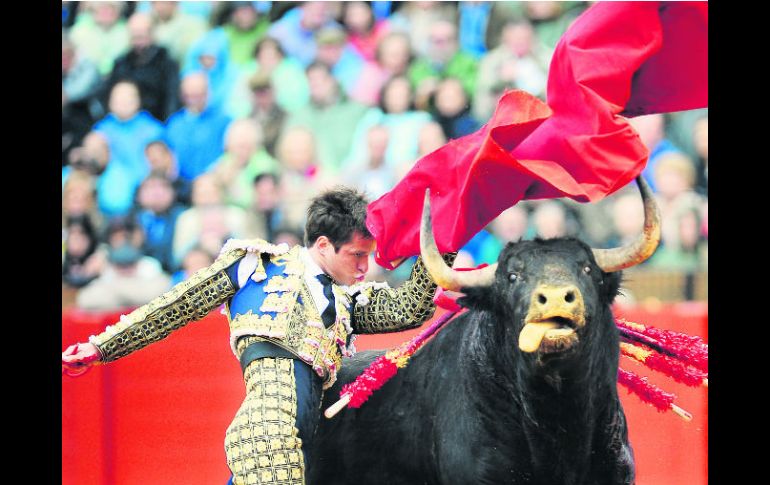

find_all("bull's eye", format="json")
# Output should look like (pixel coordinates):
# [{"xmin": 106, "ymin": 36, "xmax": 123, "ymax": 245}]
[
  {"xmin": 583, "ymin": 266, "xmax": 591, "ymax": 274},
  {"xmin": 508, "ymin": 273, "xmax": 518, "ymax": 283}
]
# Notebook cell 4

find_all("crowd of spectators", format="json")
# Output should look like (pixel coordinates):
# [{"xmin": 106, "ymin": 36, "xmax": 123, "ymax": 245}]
[{"xmin": 62, "ymin": 1, "xmax": 708, "ymax": 309}]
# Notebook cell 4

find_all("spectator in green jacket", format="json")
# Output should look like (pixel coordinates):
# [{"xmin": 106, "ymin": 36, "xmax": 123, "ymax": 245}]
[
  {"xmin": 220, "ymin": 1, "xmax": 271, "ymax": 69},
  {"xmin": 408, "ymin": 19, "xmax": 478, "ymax": 110}
]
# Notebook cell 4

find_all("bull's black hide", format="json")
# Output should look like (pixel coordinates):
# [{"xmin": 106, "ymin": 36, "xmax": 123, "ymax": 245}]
[{"xmin": 308, "ymin": 238, "xmax": 635, "ymax": 485}]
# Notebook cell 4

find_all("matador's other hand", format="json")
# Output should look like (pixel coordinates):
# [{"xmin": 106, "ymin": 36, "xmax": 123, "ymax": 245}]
[{"xmin": 62, "ymin": 342, "xmax": 101, "ymax": 377}]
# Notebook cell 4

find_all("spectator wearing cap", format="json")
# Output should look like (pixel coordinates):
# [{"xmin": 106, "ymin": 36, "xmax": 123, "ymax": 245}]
[
  {"xmin": 267, "ymin": 1, "xmax": 341, "ymax": 66},
  {"xmin": 314, "ymin": 25, "xmax": 366, "ymax": 102},
  {"xmin": 246, "ymin": 71, "xmax": 288, "ymax": 157},
  {"xmin": 76, "ymin": 217, "xmax": 171, "ymax": 311}
]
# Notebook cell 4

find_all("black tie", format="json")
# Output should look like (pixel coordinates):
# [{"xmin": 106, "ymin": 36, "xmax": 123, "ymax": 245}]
[{"xmin": 316, "ymin": 274, "xmax": 336, "ymax": 328}]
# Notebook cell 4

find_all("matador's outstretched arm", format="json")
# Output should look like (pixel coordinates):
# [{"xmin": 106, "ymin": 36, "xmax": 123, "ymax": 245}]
[{"xmin": 62, "ymin": 249, "xmax": 243, "ymax": 375}]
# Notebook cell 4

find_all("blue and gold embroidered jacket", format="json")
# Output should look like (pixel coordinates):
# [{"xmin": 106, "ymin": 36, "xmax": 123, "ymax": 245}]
[{"xmin": 90, "ymin": 238, "xmax": 454, "ymax": 389}]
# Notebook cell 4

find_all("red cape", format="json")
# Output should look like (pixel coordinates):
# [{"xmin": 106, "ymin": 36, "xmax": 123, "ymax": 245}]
[{"xmin": 367, "ymin": 1, "xmax": 708, "ymax": 268}]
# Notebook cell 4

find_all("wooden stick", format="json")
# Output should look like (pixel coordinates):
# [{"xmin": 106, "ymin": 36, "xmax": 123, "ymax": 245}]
[
  {"xmin": 324, "ymin": 394, "xmax": 351, "ymax": 419},
  {"xmin": 670, "ymin": 403, "xmax": 692, "ymax": 421}
]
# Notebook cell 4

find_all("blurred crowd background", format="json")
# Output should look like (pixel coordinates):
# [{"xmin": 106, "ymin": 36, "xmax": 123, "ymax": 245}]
[{"xmin": 61, "ymin": 1, "xmax": 708, "ymax": 311}]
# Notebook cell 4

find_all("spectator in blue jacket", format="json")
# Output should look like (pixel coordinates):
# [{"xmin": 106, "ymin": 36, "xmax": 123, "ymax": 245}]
[
  {"xmin": 93, "ymin": 80, "xmax": 165, "ymax": 187},
  {"xmin": 164, "ymin": 72, "xmax": 232, "ymax": 182}
]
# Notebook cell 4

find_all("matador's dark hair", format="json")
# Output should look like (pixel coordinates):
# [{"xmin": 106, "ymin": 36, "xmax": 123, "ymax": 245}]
[{"xmin": 305, "ymin": 186, "xmax": 372, "ymax": 250}]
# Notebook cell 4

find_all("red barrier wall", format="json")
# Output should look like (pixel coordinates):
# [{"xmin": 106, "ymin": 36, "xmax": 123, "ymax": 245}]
[
  {"xmin": 63, "ymin": 302, "xmax": 707, "ymax": 485},
  {"xmin": 613, "ymin": 302, "xmax": 708, "ymax": 485}
]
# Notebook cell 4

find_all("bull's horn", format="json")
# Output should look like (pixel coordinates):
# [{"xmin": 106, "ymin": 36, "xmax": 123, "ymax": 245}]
[
  {"xmin": 592, "ymin": 176, "xmax": 661, "ymax": 272},
  {"xmin": 420, "ymin": 189, "xmax": 497, "ymax": 291}
]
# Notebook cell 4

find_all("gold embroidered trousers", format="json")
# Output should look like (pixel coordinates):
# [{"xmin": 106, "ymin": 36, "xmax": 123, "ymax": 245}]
[{"xmin": 225, "ymin": 358, "xmax": 307, "ymax": 485}]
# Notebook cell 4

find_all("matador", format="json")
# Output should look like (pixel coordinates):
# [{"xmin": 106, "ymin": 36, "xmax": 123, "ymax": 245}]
[{"xmin": 62, "ymin": 187, "xmax": 455, "ymax": 484}]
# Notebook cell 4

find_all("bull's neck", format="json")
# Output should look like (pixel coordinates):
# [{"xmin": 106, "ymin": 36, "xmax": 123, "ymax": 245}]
[{"xmin": 468, "ymin": 312, "xmax": 620, "ymax": 484}]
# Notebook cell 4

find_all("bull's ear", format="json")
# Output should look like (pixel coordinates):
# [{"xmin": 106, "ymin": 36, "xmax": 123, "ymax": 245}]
[
  {"xmin": 455, "ymin": 285, "xmax": 495, "ymax": 310},
  {"xmin": 602, "ymin": 270, "xmax": 623, "ymax": 302}
]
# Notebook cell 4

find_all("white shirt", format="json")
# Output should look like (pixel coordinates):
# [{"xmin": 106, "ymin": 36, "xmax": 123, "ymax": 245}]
[{"xmin": 299, "ymin": 247, "xmax": 336, "ymax": 316}]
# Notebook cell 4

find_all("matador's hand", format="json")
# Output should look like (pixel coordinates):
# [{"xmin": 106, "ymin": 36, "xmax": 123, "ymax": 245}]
[{"xmin": 62, "ymin": 343, "xmax": 101, "ymax": 377}]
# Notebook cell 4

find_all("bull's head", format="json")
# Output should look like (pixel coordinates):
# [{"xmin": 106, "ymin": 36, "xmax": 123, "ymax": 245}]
[{"xmin": 420, "ymin": 176, "xmax": 660, "ymax": 357}]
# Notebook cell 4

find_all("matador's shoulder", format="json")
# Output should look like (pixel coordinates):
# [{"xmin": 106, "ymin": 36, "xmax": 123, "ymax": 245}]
[
  {"xmin": 217, "ymin": 238, "xmax": 303, "ymax": 287},
  {"xmin": 217, "ymin": 238, "xmax": 293, "ymax": 261}
]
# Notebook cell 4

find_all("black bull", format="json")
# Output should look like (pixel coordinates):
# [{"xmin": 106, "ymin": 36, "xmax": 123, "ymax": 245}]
[
  {"xmin": 307, "ymin": 239, "xmax": 635, "ymax": 485},
  {"xmin": 307, "ymin": 176, "xmax": 662, "ymax": 484}
]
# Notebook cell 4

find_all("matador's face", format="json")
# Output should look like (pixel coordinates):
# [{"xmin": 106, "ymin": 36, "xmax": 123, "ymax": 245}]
[{"xmin": 320, "ymin": 232, "xmax": 375, "ymax": 286}]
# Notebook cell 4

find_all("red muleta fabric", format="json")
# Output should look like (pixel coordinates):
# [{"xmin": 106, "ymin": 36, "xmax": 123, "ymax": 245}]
[{"xmin": 367, "ymin": 1, "xmax": 708, "ymax": 268}]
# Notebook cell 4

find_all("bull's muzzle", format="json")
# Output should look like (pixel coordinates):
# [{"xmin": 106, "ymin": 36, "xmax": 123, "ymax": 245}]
[{"xmin": 519, "ymin": 284, "xmax": 586, "ymax": 354}]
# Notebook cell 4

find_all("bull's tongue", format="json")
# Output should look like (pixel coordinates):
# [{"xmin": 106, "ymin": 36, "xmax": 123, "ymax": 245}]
[{"xmin": 518, "ymin": 322, "xmax": 560, "ymax": 353}]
